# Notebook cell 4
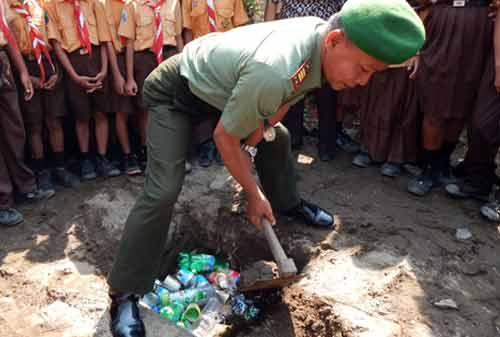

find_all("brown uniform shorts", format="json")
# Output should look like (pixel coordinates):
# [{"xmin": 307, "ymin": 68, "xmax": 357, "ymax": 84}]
[
  {"xmin": 65, "ymin": 45, "xmax": 111, "ymax": 121},
  {"xmin": 110, "ymin": 52, "xmax": 134, "ymax": 115},
  {"xmin": 134, "ymin": 46, "xmax": 177, "ymax": 111},
  {"xmin": 14, "ymin": 55, "xmax": 65, "ymax": 126}
]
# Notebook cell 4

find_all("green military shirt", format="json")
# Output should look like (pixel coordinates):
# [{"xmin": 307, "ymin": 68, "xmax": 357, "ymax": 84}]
[{"xmin": 180, "ymin": 17, "xmax": 326, "ymax": 139}]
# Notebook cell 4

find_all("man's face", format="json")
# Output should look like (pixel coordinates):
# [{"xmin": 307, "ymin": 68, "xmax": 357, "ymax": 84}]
[{"xmin": 321, "ymin": 30, "xmax": 388, "ymax": 90}]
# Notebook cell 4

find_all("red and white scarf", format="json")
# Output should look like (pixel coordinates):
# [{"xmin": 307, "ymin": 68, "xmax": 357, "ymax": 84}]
[
  {"xmin": 206, "ymin": 0, "xmax": 216, "ymax": 32},
  {"xmin": 67, "ymin": 0, "xmax": 92, "ymax": 55},
  {"xmin": 147, "ymin": 0, "xmax": 164, "ymax": 64},
  {"xmin": 12, "ymin": 0, "xmax": 55, "ymax": 83},
  {"xmin": 0, "ymin": 0, "xmax": 19, "ymax": 51}
]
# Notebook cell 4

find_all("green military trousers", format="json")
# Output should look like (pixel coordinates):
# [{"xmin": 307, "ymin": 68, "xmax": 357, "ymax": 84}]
[{"xmin": 107, "ymin": 54, "xmax": 301, "ymax": 295}]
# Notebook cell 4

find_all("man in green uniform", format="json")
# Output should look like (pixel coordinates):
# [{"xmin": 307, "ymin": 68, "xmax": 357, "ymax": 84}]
[{"xmin": 108, "ymin": 1, "xmax": 425, "ymax": 336}]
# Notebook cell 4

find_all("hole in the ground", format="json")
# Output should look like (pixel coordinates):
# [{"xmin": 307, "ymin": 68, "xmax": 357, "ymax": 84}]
[{"xmin": 154, "ymin": 208, "xmax": 346, "ymax": 337}]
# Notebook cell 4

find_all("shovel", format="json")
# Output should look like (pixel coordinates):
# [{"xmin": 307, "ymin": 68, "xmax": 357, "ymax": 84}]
[{"xmin": 239, "ymin": 218, "xmax": 299, "ymax": 291}]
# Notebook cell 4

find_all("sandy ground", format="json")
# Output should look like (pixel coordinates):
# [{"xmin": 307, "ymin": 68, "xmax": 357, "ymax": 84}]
[{"xmin": 1, "ymin": 139, "xmax": 500, "ymax": 337}]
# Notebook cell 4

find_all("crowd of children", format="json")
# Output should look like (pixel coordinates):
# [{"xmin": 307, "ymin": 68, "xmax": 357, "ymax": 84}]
[{"xmin": 0, "ymin": 0, "xmax": 250, "ymax": 226}]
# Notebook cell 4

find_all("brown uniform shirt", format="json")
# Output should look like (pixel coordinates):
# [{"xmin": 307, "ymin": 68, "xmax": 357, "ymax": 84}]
[
  {"xmin": 118, "ymin": 0, "xmax": 182, "ymax": 52},
  {"xmin": 7, "ymin": 0, "xmax": 51, "ymax": 56},
  {"xmin": 182, "ymin": 0, "xmax": 248, "ymax": 39},
  {"xmin": 44, "ymin": 0, "xmax": 110, "ymax": 52},
  {"xmin": 102, "ymin": 0, "xmax": 125, "ymax": 52}
]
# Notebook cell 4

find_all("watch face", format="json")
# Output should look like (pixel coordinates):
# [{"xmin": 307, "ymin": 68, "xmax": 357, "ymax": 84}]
[{"xmin": 263, "ymin": 127, "xmax": 276, "ymax": 142}]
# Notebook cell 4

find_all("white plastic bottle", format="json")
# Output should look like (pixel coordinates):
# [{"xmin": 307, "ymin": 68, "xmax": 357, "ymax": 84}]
[{"xmin": 191, "ymin": 297, "xmax": 223, "ymax": 337}]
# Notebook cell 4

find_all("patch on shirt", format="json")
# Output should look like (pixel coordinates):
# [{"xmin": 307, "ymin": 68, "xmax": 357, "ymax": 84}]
[
  {"xmin": 44, "ymin": 10, "xmax": 49, "ymax": 25},
  {"xmin": 120, "ymin": 10, "xmax": 128, "ymax": 23},
  {"xmin": 290, "ymin": 59, "xmax": 311, "ymax": 92}
]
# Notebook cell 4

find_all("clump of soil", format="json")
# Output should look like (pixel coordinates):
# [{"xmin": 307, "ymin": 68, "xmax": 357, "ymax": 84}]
[{"xmin": 284, "ymin": 285, "xmax": 346, "ymax": 337}]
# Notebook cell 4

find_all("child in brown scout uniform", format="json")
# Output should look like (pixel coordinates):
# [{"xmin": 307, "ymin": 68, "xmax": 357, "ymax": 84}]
[
  {"xmin": 102, "ymin": 0, "xmax": 141, "ymax": 176},
  {"xmin": 407, "ymin": 0, "xmax": 493, "ymax": 197},
  {"xmin": 0, "ymin": 0, "xmax": 53, "ymax": 227},
  {"xmin": 118, "ymin": 0, "xmax": 184, "ymax": 170},
  {"xmin": 7, "ymin": 0, "xmax": 80, "ymax": 194},
  {"xmin": 183, "ymin": 0, "xmax": 248, "ymax": 167},
  {"xmin": 351, "ymin": 1, "xmax": 424, "ymax": 177},
  {"xmin": 44, "ymin": 0, "xmax": 121, "ymax": 180},
  {"xmin": 182, "ymin": 0, "xmax": 248, "ymax": 42},
  {"xmin": 445, "ymin": 1, "xmax": 500, "ymax": 219}
]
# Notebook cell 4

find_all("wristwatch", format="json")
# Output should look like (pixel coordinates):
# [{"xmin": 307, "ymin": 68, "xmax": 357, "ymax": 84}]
[
  {"xmin": 263, "ymin": 119, "xmax": 276, "ymax": 142},
  {"xmin": 241, "ymin": 144, "xmax": 258, "ymax": 158}
]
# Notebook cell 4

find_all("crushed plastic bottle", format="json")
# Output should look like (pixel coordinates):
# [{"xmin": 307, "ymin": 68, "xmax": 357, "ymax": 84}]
[
  {"xmin": 140, "ymin": 292, "xmax": 160, "ymax": 313},
  {"xmin": 231, "ymin": 294, "xmax": 247, "ymax": 315},
  {"xmin": 191, "ymin": 297, "xmax": 223, "ymax": 337},
  {"xmin": 176, "ymin": 269, "xmax": 196, "ymax": 288},
  {"xmin": 181, "ymin": 303, "xmax": 201, "ymax": 323},
  {"xmin": 162, "ymin": 275, "xmax": 182, "ymax": 292},
  {"xmin": 190, "ymin": 254, "xmax": 216, "ymax": 273},
  {"xmin": 208, "ymin": 269, "xmax": 240, "ymax": 291},
  {"xmin": 231, "ymin": 294, "xmax": 260, "ymax": 321},
  {"xmin": 193, "ymin": 274, "xmax": 209, "ymax": 288},
  {"xmin": 178, "ymin": 253, "xmax": 216, "ymax": 273},
  {"xmin": 159, "ymin": 301, "xmax": 185, "ymax": 322},
  {"xmin": 153, "ymin": 281, "xmax": 171, "ymax": 307},
  {"xmin": 169, "ymin": 284, "xmax": 216, "ymax": 306}
]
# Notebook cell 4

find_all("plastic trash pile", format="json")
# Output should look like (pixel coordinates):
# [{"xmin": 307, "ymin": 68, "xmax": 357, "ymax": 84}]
[{"xmin": 139, "ymin": 252, "xmax": 260, "ymax": 336}]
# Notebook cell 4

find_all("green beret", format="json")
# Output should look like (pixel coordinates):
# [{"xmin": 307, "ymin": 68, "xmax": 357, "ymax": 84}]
[{"xmin": 340, "ymin": 0, "xmax": 425, "ymax": 64}]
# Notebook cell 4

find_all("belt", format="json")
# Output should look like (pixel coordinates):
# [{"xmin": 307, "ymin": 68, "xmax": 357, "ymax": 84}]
[{"xmin": 431, "ymin": 0, "xmax": 490, "ymax": 7}]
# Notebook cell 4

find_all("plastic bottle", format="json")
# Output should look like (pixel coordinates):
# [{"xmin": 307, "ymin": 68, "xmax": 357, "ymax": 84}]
[
  {"xmin": 176, "ymin": 269, "xmax": 196, "ymax": 288},
  {"xmin": 153, "ymin": 281, "xmax": 171, "ymax": 307},
  {"xmin": 193, "ymin": 274, "xmax": 209, "ymax": 288},
  {"xmin": 189, "ymin": 254, "xmax": 216, "ymax": 273},
  {"xmin": 191, "ymin": 297, "xmax": 223, "ymax": 337},
  {"xmin": 159, "ymin": 301, "xmax": 185, "ymax": 322},
  {"xmin": 162, "ymin": 275, "xmax": 182, "ymax": 292},
  {"xmin": 208, "ymin": 269, "xmax": 240, "ymax": 291},
  {"xmin": 140, "ymin": 292, "xmax": 160, "ymax": 312},
  {"xmin": 169, "ymin": 284, "xmax": 216, "ymax": 306}
]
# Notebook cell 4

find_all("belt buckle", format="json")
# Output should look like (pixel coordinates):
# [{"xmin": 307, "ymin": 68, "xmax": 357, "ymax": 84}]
[
  {"xmin": 453, "ymin": 0, "xmax": 466, "ymax": 7},
  {"xmin": 79, "ymin": 48, "xmax": 89, "ymax": 55}
]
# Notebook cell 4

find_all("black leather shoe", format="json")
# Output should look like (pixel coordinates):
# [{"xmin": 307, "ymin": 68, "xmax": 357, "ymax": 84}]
[
  {"xmin": 284, "ymin": 199, "xmax": 334, "ymax": 229},
  {"xmin": 110, "ymin": 293, "xmax": 145, "ymax": 337}
]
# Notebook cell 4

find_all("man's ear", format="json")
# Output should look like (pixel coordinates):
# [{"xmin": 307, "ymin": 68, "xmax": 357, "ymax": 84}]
[{"xmin": 325, "ymin": 29, "xmax": 344, "ymax": 49}]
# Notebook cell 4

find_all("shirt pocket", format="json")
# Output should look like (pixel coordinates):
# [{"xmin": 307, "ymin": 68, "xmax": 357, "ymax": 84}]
[
  {"xmin": 214, "ymin": 0, "xmax": 233, "ymax": 31},
  {"xmin": 190, "ymin": 0, "xmax": 208, "ymax": 34},
  {"xmin": 162, "ymin": 8, "xmax": 177, "ymax": 37},
  {"xmin": 215, "ymin": 7, "xmax": 233, "ymax": 31},
  {"xmin": 58, "ymin": 6, "xmax": 79, "ymax": 45},
  {"xmin": 136, "ymin": 9, "xmax": 154, "ymax": 42}
]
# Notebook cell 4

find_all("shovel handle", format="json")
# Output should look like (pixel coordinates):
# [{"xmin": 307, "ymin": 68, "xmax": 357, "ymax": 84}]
[{"xmin": 262, "ymin": 218, "xmax": 297, "ymax": 276}]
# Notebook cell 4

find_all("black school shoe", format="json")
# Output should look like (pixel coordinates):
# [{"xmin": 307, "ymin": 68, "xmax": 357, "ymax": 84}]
[
  {"xmin": 283, "ymin": 199, "xmax": 334, "ymax": 229},
  {"xmin": 36, "ymin": 169, "xmax": 56, "ymax": 196},
  {"xmin": 0, "ymin": 208, "xmax": 24, "ymax": 227},
  {"xmin": 110, "ymin": 293, "xmax": 145, "ymax": 337},
  {"xmin": 480, "ymin": 201, "xmax": 500, "ymax": 223},
  {"xmin": 198, "ymin": 140, "xmax": 215, "ymax": 168},
  {"xmin": 445, "ymin": 178, "xmax": 491, "ymax": 202},
  {"xmin": 96, "ymin": 156, "xmax": 121, "ymax": 178},
  {"xmin": 53, "ymin": 167, "xmax": 81, "ymax": 188},
  {"xmin": 123, "ymin": 155, "xmax": 142, "ymax": 177}
]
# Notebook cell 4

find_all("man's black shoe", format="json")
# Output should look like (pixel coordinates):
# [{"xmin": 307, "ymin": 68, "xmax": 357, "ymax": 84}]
[
  {"xmin": 445, "ymin": 179, "xmax": 491, "ymax": 202},
  {"xmin": 284, "ymin": 199, "xmax": 334, "ymax": 229},
  {"xmin": 110, "ymin": 293, "xmax": 145, "ymax": 337}
]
